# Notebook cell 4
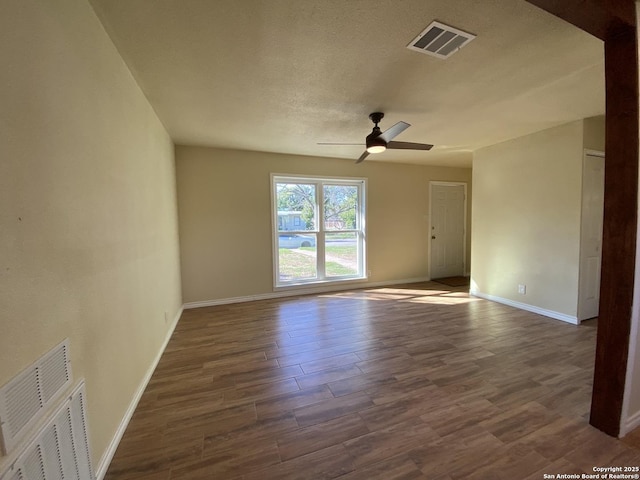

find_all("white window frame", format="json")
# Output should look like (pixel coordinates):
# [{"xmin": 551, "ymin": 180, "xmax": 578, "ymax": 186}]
[{"xmin": 271, "ymin": 174, "xmax": 367, "ymax": 288}]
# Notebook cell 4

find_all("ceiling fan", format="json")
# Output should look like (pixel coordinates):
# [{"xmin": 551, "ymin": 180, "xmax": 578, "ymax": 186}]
[{"xmin": 318, "ymin": 112, "xmax": 434, "ymax": 164}]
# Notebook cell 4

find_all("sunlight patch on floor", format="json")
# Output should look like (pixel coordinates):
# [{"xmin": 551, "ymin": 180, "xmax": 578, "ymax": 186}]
[{"xmin": 321, "ymin": 285, "xmax": 478, "ymax": 305}]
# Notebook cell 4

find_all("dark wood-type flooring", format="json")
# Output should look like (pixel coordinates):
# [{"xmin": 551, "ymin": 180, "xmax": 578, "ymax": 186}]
[{"xmin": 105, "ymin": 282, "xmax": 640, "ymax": 479}]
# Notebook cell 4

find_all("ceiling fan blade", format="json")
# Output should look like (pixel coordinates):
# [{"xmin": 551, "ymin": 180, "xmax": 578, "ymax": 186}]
[
  {"xmin": 379, "ymin": 121, "xmax": 410, "ymax": 143},
  {"xmin": 317, "ymin": 142, "xmax": 365, "ymax": 145},
  {"xmin": 387, "ymin": 141, "xmax": 434, "ymax": 151},
  {"xmin": 355, "ymin": 151, "xmax": 370, "ymax": 164}
]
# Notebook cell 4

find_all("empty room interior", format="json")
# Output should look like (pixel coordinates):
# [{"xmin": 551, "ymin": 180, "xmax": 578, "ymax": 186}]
[{"xmin": 3, "ymin": 0, "xmax": 640, "ymax": 479}]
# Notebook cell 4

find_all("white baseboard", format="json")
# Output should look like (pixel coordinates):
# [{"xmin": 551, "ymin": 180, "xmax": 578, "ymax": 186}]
[
  {"xmin": 95, "ymin": 306, "xmax": 184, "ymax": 480},
  {"xmin": 469, "ymin": 289, "xmax": 579, "ymax": 325},
  {"xmin": 620, "ymin": 409, "xmax": 640, "ymax": 437},
  {"xmin": 184, "ymin": 277, "xmax": 432, "ymax": 309}
]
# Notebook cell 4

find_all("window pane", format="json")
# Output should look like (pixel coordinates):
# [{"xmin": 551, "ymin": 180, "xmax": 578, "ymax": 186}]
[
  {"xmin": 325, "ymin": 232, "xmax": 358, "ymax": 277},
  {"xmin": 273, "ymin": 176, "xmax": 365, "ymax": 287},
  {"xmin": 278, "ymin": 233, "xmax": 317, "ymax": 282},
  {"xmin": 323, "ymin": 185, "xmax": 358, "ymax": 231},
  {"xmin": 276, "ymin": 183, "xmax": 316, "ymax": 231}
]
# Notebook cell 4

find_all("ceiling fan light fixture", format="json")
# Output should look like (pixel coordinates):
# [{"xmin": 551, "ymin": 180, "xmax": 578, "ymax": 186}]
[
  {"xmin": 367, "ymin": 144, "xmax": 386, "ymax": 154},
  {"xmin": 366, "ymin": 131, "xmax": 386, "ymax": 153}
]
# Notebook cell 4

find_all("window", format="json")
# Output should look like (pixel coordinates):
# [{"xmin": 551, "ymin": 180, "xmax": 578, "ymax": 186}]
[{"xmin": 272, "ymin": 175, "xmax": 366, "ymax": 287}]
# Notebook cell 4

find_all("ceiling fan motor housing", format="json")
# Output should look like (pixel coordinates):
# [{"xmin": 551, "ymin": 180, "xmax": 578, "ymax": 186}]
[
  {"xmin": 366, "ymin": 112, "xmax": 387, "ymax": 152},
  {"xmin": 366, "ymin": 128, "xmax": 386, "ymax": 151}
]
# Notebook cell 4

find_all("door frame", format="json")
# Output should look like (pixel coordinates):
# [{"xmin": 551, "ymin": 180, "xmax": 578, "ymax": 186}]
[{"xmin": 428, "ymin": 181, "xmax": 468, "ymax": 280}]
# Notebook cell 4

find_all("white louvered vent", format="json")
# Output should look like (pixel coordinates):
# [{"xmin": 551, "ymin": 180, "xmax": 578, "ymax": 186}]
[
  {"xmin": 0, "ymin": 340, "xmax": 72, "ymax": 455},
  {"xmin": 5, "ymin": 471, "xmax": 22, "ymax": 480},
  {"xmin": 407, "ymin": 21, "xmax": 476, "ymax": 59},
  {"xmin": 21, "ymin": 447, "xmax": 44, "ymax": 480},
  {"xmin": 0, "ymin": 382, "xmax": 94, "ymax": 480},
  {"xmin": 69, "ymin": 391, "xmax": 92, "ymax": 480}
]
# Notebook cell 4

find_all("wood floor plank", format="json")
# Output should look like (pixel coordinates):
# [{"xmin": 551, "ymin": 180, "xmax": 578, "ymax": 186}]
[
  {"xmin": 222, "ymin": 376, "xmax": 300, "ymax": 406},
  {"xmin": 190, "ymin": 436, "xmax": 281, "ymax": 479},
  {"xmin": 513, "ymin": 416, "xmax": 598, "ymax": 461},
  {"xmin": 358, "ymin": 385, "xmax": 445, "ymax": 431},
  {"xmin": 462, "ymin": 444, "xmax": 549, "ymax": 480},
  {"xmin": 254, "ymin": 384, "xmax": 334, "ymax": 420},
  {"xmin": 104, "ymin": 282, "xmax": 640, "ymax": 480},
  {"xmin": 563, "ymin": 430, "xmax": 636, "ymax": 472},
  {"xmin": 327, "ymin": 370, "xmax": 397, "ymax": 397},
  {"xmin": 521, "ymin": 458, "xmax": 586, "ymax": 480},
  {"xmin": 409, "ymin": 436, "xmax": 508, "ymax": 479},
  {"xmin": 343, "ymin": 418, "xmax": 440, "ymax": 468},
  {"xmin": 295, "ymin": 363, "xmax": 364, "ymax": 390},
  {"xmin": 243, "ymin": 444, "xmax": 356, "ymax": 480},
  {"xmin": 300, "ymin": 352, "xmax": 362, "ymax": 374},
  {"xmin": 276, "ymin": 412, "xmax": 369, "ymax": 461},
  {"xmin": 292, "ymin": 391, "xmax": 373, "ymax": 428},
  {"xmin": 479, "ymin": 401, "xmax": 560, "ymax": 443},
  {"xmin": 335, "ymin": 453, "xmax": 427, "ymax": 480}
]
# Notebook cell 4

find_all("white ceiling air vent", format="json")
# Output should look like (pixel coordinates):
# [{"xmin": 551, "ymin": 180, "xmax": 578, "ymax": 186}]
[{"xmin": 407, "ymin": 21, "xmax": 476, "ymax": 59}]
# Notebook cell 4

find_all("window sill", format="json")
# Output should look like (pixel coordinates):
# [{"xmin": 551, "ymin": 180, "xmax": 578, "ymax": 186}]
[{"xmin": 274, "ymin": 276, "xmax": 368, "ymax": 291}]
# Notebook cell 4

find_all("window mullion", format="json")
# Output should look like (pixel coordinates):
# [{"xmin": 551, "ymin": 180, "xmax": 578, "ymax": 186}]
[
  {"xmin": 358, "ymin": 182, "xmax": 365, "ymax": 276},
  {"xmin": 316, "ymin": 181, "xmax": 326, "ymax": 280}
]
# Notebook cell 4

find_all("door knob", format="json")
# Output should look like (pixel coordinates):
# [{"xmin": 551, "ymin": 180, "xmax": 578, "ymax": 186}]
[{"xmin": 432, "ymin": 236, "xmax": 436, "ymax": 239}]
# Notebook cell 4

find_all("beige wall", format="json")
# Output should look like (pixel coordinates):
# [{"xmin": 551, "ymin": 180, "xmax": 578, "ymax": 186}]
[
  {"xmin": 0, "ymin": 0, "xmax": 182, "ymax": 472},
  {"xmin": 471, "ymin": 121, "xmax": 586, "ymax": 318},
  {"xmin": 583, "ymin": 115, "xmax": 606, "ymax": 151},
  {"xmin": 176, "ymin": 146, "xmax": 472, "ymax": 303}
]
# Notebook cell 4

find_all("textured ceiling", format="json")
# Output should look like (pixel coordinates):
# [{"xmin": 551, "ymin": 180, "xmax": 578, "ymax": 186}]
[{"xmin": 89, "ymin": 0, "xmax": 604, "ymax": 167}]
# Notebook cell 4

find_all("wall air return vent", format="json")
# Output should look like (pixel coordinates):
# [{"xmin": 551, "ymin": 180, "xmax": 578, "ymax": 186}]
[
  {"xmin": 0, "ymin": 382, "xmax": 95, "ymax": 480},
  {"xmin": 0, "ymin": 339, "xmax": 72, "ymax": 455},
  {"xmin": 407, "ymin": 21, "xmax": 476, "ymax": 59}
]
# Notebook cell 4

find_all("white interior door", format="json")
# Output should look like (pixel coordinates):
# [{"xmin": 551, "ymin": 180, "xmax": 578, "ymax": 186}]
[
  {"xmin": 430, "ymin": 183, "xmax": 466, "ymax": 279},
  {"xmin": 578, "ymin": 152, "xmax": 605, "ymax": 322}
]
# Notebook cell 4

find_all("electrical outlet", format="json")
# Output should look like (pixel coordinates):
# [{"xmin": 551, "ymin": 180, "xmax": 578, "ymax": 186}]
[
  {"xmin": 367, "ymin": 270, "xmax": 372, "ymax": 277},
  {"xmin": 518, "ymin": 284, "xmax": 526, "ymax": 295}
]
